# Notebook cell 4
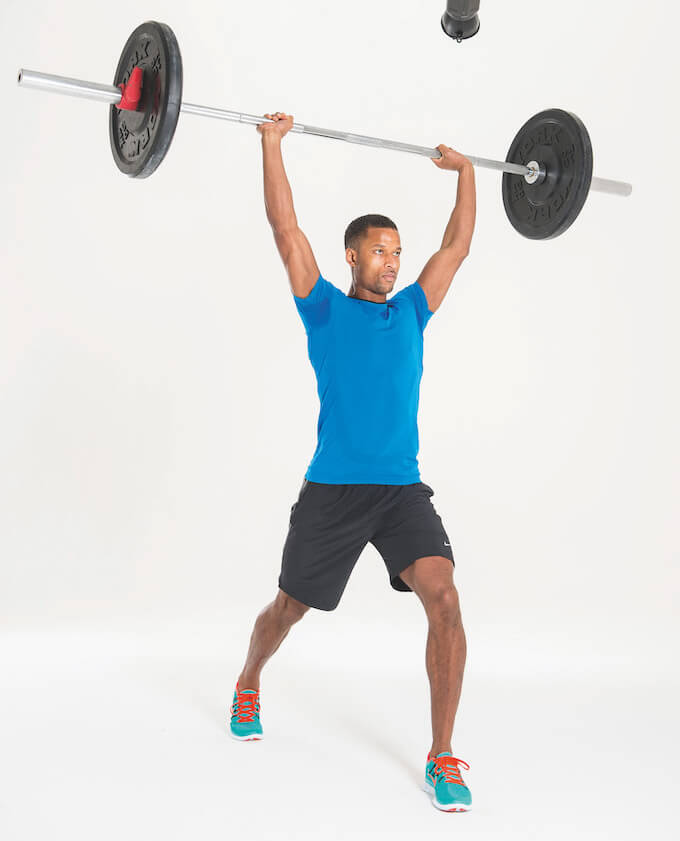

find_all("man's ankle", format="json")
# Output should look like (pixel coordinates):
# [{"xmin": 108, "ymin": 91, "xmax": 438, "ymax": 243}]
[{"xmin": 237, "ymin": 674, "xmax": 260, "ymax": 692}]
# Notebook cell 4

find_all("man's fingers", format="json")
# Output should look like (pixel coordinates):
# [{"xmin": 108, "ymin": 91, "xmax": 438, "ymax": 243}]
[{"xmin": 257, "ymin": 111, "xmax": 294, "ymax": 134}]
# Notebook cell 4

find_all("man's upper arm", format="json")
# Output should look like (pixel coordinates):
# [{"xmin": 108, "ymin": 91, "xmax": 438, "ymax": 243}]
[
  {"xmin": 274, "ymin": 227, "xmax": 320, "ymax": 298},
  {"xmin": 415, "ymin": 247, "xmax": 468, "ymax": 313}
]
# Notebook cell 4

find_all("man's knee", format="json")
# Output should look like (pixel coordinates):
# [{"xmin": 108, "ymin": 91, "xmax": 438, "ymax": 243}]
[
  {"xmin": 275, "ymin": 588, "xmax": 310, "ymax": 622},
  {"xmin": 428, "ymin": 585, "xmax": 461, "ymax": 620},
  {"xmin": 412, "ymin": 565, "xmax": 461, "ymax": 624},
  {"xmin": 417, "ymin": 576, "xmax": 458, "ymax": 609},
  {"xmin": 402, "ymin": 556, "xmax": 457, "ymax": 606}
]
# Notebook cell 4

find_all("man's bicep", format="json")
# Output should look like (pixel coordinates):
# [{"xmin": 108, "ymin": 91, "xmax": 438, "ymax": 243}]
[
  {"xmin": 274, "ymin": 227, "xmax": 320, "ymax": 298},
  {"xmin": 416, "ymin": 247, "xmax": 467, "ymax": 313}
]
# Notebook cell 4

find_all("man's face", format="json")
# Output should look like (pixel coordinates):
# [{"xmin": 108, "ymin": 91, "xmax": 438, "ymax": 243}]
[{"xmin": 346, "ymin": 227, "xmax": 401, "ymax": 294}]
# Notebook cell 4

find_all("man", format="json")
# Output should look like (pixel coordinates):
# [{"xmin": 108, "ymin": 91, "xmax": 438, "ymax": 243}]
[{"xmin": 229, "ymin": 111, "xmax": 476, "ymax": 813}]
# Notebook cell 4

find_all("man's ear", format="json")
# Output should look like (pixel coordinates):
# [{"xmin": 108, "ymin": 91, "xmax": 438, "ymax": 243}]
[{"xmin": 345, "ymin": 247, "xmax": 357, "ymax": 268}]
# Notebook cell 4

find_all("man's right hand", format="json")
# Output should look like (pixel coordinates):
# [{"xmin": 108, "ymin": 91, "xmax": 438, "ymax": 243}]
[{"xmin": 257, "ymin": 112, "xmax": 295, "ymax": 140}]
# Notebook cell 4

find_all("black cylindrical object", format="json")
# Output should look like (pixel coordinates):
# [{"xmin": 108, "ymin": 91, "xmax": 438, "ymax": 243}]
[{"xmin": 441, "ymin": 1, "xmax": 480, "ymax": 42}]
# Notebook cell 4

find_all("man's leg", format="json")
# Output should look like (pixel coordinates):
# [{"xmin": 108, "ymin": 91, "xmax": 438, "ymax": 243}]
[
  {"xmin": 399, "ymin": 556, "xmax": 466, "ymax": 757},
  {"xmin": 237, "ymin": 588, "xmax": 310, "ymax": 691}
]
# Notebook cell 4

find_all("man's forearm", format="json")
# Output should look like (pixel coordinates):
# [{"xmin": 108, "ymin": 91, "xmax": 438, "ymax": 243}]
[
  {"xmin": 262, "ymin": 135, "xmax": 298, "ymax": 233},
  {"xmin": 440, "ymin": 163, "xmax": 476, "ymax": 253}
]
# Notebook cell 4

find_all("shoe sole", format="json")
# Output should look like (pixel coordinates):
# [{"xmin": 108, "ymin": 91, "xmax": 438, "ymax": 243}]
[
  {"xmin": 230, "ymin": 730, "xmax": 263, "ymax": 741},
  {"xmin": 421, "ymin": 780, "xmax": 471, "ymax": 812}
]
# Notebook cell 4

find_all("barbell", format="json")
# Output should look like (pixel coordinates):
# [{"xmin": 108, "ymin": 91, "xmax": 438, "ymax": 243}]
[{"xmin": 17, "ymin": 20, "xmax": 632, "ymax": 240}]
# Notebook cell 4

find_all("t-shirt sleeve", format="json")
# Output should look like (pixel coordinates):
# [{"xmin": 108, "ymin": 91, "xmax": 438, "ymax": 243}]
[
  {"xmin": 292, "ymin": 273, "xmax": 336, "ymax": 333},
  {"xmin": 404, "ymin": 280, "xmax": 435, "ymax": 331}
]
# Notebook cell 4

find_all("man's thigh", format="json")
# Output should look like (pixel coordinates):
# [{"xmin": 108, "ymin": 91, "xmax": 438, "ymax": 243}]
[
  {"xmin": 370, "ymin": 482, "xmax": 454, "ymax": 593},
  {"xmin": 398, "ymin": 554, "xmax": 455, "ymax": 599}
]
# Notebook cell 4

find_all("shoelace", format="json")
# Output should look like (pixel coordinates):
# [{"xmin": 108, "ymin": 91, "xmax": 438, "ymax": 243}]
[
  {"xmin": 431, "ymin": 755, "xmax": 470, "ymax": 785},
  {"xmin": 231, "ymin": 691, "xmax": 260, "ymax": 723}
]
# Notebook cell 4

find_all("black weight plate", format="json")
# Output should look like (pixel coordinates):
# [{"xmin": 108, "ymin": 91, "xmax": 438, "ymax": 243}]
[
  {"xmin": 109, "ymin": 21, "xmax": 183, "ymax": 178},
  {"xmin": 502, "ymin": 109, "xmax": 593, "ymax": 240}
]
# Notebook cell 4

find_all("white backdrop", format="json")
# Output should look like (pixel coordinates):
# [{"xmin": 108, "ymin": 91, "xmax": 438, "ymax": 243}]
[{"xmin": 1, "ymin": 1, "xmax": 679, "ymax": 838}]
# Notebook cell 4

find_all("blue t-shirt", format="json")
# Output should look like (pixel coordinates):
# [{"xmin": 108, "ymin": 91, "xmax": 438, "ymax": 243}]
[{"xmin": 293, "ymin": 274, "xmax": 434, "ymax": 484}]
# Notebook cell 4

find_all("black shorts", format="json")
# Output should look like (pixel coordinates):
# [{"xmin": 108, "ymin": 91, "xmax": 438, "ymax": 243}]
[{"xmin": 279, "ymin": 480, "xmax": 455, "ymax": 611}]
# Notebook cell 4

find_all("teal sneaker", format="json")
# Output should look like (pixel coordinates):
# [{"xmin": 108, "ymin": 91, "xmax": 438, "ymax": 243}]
[
  {"xmin": 229, "ymin": 682, "xmax": 263, "ymax": 741},
  {"xmin": 422, "ymin": 751, "xmax": 471, "ymax": 812}
]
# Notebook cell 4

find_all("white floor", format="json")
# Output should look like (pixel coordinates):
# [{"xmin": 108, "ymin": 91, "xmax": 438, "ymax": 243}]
[{"xmin": 1, "ymin": 626, "xmax": 677, "ymax": 841}]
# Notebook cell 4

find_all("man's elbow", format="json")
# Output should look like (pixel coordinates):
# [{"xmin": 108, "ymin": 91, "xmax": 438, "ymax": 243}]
[{"xmin": 442, "ymin": 243, "xmax": 470, "ymax": 261}]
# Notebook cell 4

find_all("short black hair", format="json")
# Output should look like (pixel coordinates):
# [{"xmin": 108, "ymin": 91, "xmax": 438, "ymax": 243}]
[{"xmin": 344, "ymin": 214, "xmax": 398, "ymax": 251}]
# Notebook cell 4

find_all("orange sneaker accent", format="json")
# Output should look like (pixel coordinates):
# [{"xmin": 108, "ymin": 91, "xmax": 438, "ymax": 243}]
[
  {"xmin": 428, "ymin": 754, "xmax": 470, "ymax": 785},
  {"xmin": 232, "ymin": 683, "xmax": 260, "ymax": 723}
]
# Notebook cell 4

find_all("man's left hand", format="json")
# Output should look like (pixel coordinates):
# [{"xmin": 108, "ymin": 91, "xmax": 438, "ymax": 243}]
[{"xmin": 431, "ymin": 145, "xmax": 473, "ymax": 172}]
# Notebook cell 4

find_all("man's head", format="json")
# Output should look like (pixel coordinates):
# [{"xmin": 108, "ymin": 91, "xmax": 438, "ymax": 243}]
[{"xmin": 344, "ymin": 214, "xmax": 401, "ymax": 300}]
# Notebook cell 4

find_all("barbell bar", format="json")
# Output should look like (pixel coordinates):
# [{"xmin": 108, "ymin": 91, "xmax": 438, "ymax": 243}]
[
  {"xmin": 16, "ymin": 68, "xmax": 630, "ymax": 196},
  {"xmin": 16, "ymin": 21, "xmax": 632, "ymax": 239}
]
